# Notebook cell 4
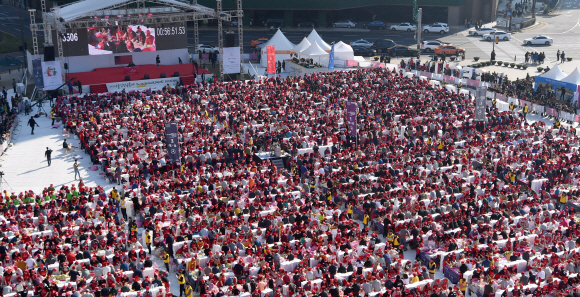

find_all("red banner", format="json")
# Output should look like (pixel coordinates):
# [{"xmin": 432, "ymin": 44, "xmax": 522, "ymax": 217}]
[
  {"xmin": 371, "ymin": 62, "xmax": 385, "ymax": 68},
  {"xmin": 266, "ymin": 46, "xmax": 275, "ymax": 74},
  {"xmin": 346, "ymin": 60, "xmax": 358, "ymax": 66}
]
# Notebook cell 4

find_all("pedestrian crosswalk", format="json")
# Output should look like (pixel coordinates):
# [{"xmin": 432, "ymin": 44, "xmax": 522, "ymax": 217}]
[{"xmin": 460, "ymin": 31, "xmax": 528, "ymax": 62}]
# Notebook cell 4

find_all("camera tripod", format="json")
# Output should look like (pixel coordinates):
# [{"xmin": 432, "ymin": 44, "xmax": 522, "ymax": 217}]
[{"xmin": 0, "ymin": 173, "xmax": 12, "ymax": 193}]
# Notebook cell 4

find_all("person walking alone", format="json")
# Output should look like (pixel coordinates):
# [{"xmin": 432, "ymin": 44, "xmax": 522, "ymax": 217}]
[
  {"xmin": 557, "ymin": 50, "xmax": 560, "ymax": 62},
  {"xmin": 73, "ymin": 159, "xmax": 80, "ymax": 180},
  {"xmin": 28, "ymin": 116, "xmax": 39, "ymax": 134},
  {"xmin": 156, "ymin": 55, "xmax": 160, "ymax": 68},
  {"xmin": 45, "ymin": 147, "xmax": 53, "ymax": 166},
  {"xmin": 561, "ymin": 51, "xmax": 566, "ymax": 63}
]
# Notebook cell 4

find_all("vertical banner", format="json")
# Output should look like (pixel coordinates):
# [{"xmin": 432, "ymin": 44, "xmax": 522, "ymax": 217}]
[
  {"xmin": 266, "ymin": 45, "xmax": 275, "ymax": 74},
  {"xmin": 222, "ymin": 47, "xmax": 241, "ymax": 74},
  {"xmin": 41, "ymin": 61, "xmax": 63, "ymax": 91},
  {"xmin": 346, "ymin": 101, "xmax": 357, "ymax": 139},
  {"xmin": 475, "ymin": 86, "xmax": 487, "ymax": 121},
  {"xmin": 32, "ymin": 59, "xmax": 44, "ymax": 89},
  {"xmin": 328, "ymin": 43, "xmax": 335, "ymax": 70},
  {"xmin": 164, "ymin": 122, "xmax": 181, "ymax": 164}
]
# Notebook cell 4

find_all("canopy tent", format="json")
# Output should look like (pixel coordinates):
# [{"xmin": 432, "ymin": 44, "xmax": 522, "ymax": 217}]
[
  {"xmin": 306, "ymin": 29, "xmax": 332, "ymax": 52},
  {"xmin": 299, "ymin": 41, "xmax": 329, "ymax": 66},
  {"xmin": 260, "ymin": 29, "xmax": 295, "ymax": 67},
  {"xmin": 534, "ymin": 64, "xmax": 568, "ymax": 90},
  {"xmin": 332, "ymin": 41, "xmax": 354, "ymax": 62},
  {"xmin": 561, "ymin": 68, "xmax": 580, "ymax": 86},
  {"xmin": 291, "ymin": 38, "xmax": 311, "ymax": 54}
]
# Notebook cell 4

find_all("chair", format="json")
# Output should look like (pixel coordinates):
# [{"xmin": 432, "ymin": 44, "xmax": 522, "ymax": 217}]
[
  {"xmin": 160, "ymin": 73, "xmax": 166, "ymax": 78},
  {"xmin": 143, "ymin": 74, "xmax": 150, "ymax": 79},
  {"xmin": 125, "ymin": 76, "xmax": 130, "ymax": 81}
]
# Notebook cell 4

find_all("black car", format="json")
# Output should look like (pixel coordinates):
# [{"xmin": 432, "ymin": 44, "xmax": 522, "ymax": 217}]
[
  {"xmin": 371, "ymin": 39, "xmax": 396, "ymax": 53},
  {"xmin": 387, "ymin": 45, "xmax": 420, "ymax": 57},
  {"xmin": 296, "ymin": 22, "xmax": 315, "ymax": 27},
  {"xmin": 352, "ymin": 46, "xmax": 377, "ymax": 56}
]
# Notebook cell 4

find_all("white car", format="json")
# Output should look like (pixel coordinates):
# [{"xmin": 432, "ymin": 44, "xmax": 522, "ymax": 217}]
[
  {"xmin": 333, "ymin": 20, "xmax": 357, "ymax": 28},
  {"xmin": 422, "ymin": 24, "xmax": 449, "ymax": 34},
  {"xmin": 350, "ymin": 39, "xmax": 374, "ymax": 48},
  {"xmin": 421, "ymin": 40, "xmax": 443, "ymax": 52},
  {"xmin": 390, "ymin": 22, "xmax": 416, "ymax": 32},
  {"xmin": 468, "ymin": 27, "xmax": 495, "ymax": 36},
  {"xmin": 482, "ymin": 31, "xmax": 511, "ymax": 41},
  {"xmin": 196, "ymin": 44, "xmax": 218, "ymax": 53},
  {"xmin": 524, "ymin": 35, "xmax": 553, "ymax": 45}
]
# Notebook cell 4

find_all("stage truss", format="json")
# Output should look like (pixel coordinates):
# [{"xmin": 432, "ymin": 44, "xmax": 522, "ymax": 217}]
[{"xmin": 29, "ymin": 0, "xmax": 243, "ymax": 83}]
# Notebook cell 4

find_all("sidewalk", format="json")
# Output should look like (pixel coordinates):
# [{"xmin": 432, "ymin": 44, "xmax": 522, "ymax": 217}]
[{"xmin": 0, "ymin": 70, "xmax": 24, "ymax": 92}]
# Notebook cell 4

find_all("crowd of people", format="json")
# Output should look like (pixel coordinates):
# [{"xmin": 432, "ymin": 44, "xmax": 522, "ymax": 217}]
[{"xmin": 3, "ymin": 66, "xmax": 580, "ymax": 297}]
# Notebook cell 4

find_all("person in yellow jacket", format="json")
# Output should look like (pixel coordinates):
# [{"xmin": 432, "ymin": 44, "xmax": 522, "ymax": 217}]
[
  {"xmin": 393, "ymin": 235, "xmax": 400, "ymax": 250},
  {"xmin": 178, "ymin": 271, "xmax": 186, "ymax": 296},
  {"xmin": 347, "ymin": 204, "xmax": 353, "ymax": 219},
  {"xmin": 437, "ymin": 141, "xmax": 444, "ymax": 150},
  {"xmin": 410, "ymin": 273, "xmax": 420, "ymax": 283},
  {"xmin": 509, "ymin": 102, "xmax": 514, "ymax": 111},
  {"xmin": 523, "ymin": 105, "xmax": 529, "ymax": 120},
  {"xmin": 145, "ymin": 231, "xmax": 152, "ymax": 254},
  {"xmin": 50, "ymin": 108, "xmax": 56, "ymax": 125},
  {"xmin": 428, "ymin": 258, "xmax": 437, "ymax": 279},
  {"xmin": 559, "ymin": 193, "xmax": 568, "ymax": 210},
  {"xmin": 555, "ymin": 119, "xmax": 561, "ymax": 128},
  {"xmin": 163, "ymin": 251, "xmax": 170, "ymax": 272},
  {"xmin": 120, "ymin": 198, "xmax": 127, "ymax": 220},
  {"xmin": 386, "ymin": 231, "xmax": 394, "ymax": 244},
  {"xmin": 363, "ymin": 213, "xmax": 370, "ymax": 229},
  {"xmin": 458, "ymin": 278, "xmax": 467, "ymax": 295},
  {"xmin": 185, "ymin": 284, "xmax": 193, "ymax": 297}
]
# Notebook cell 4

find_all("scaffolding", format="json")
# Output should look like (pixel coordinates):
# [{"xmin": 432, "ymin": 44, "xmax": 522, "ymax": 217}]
[{"xmin": 28, "ymin": 0, "xmax": 243, "ymax": 79}]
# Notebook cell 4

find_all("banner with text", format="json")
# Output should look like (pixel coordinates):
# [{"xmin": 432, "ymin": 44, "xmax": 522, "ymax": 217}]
[
  {"xmin": 546, "ymin": 107, "xmax": 558, "ymax": 117},
  {"xmin": 486, "ymin": 91, "xmax": 495, "ymax": 99},
  {"xmin": 475, "ymin": 86, "xmax": 487, "ymax": 121},
  {"xmin": 519, "ymin": 100, "xmax": 532, "ymax": 109},
  {"xmin": 41, "ymin": 61, "xmax": 63, "ymax": 91},
  {"xmin": 346, "ymin": 101, "xmax": 357, "ymax": 139},
  {"xmin": 532, "ymin": 104, "xmax": 545, "ymax": 114},
  {"xmin": 266, "ymin": 46, "xmax": 275, "ymax": 74},
  {"xmin": 495, "ymin": 93, "xmax": 506, "ymax": 101},
  {"xmin": 420, "ymin": 71, "xmax": 432, "ymax": 78},
  {"xmin": 223, "ymin": 47, "xmax": 241, "ymax": 74},
  {"xmin": 106, "ymin": 77, "xmax": 180, "ymax": 93},
  {"xmin": 164, "ymin": 122, "xmax": 180, "ymax": 164},
  {"xmin": 32, "ymin": 59, "xmax": 44, "ymax": 89}
]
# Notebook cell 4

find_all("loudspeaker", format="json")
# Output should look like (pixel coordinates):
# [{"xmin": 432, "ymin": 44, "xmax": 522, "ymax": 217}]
[
  {"xmin": 64, "ymin": 63, "xmax": 68, "ymax": 70},
  {"xmin": 144, "ymin": 74, "xmax": 150, "ymax": 79},
  {"xmin": 160, "ymin": 73, "xmax": 166, "ymax": 78},
  {"xmin": 44, "ymin": 45, "xmax": 55, "ymax": 61},
  {"xmin": 225, "ymin": 33, "xmax": 235, "ymax": 47},
  {"xmin": 125, "ymin": 76, "xmax": 130, "ymax": 81},
  {"xmin": 173, "ymin": 72, "xmax": 179, "ymax": 77}
]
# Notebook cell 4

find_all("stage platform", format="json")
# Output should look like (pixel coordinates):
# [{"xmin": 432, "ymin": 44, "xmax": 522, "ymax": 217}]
[{"xmin": 65, "ymin": 63, "xmax": 211, "ymax": 86}]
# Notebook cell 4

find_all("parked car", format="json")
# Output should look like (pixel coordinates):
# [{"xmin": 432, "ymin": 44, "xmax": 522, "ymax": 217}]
[
  {"xmin": 434, "ymin": 44, "xmax": 465, "ymax": 55},
  {"xmin": 483, "ymin": 31, "xmax": 511, "ymax": 41},
  {"xmin": 364, "ymin": 21, "xmax": 386, "ymax": 30},
  {"xmin": 371, "ymin": 39, "xmax": 397, "ymax": 53},
  {"xmin": 332, "ymin": 20, "xmax": 357, "ymax": 28},
  {"xmin": 523, "ymin": 35, "xmax": 553, "ymax": 45},
  {"xmin": 350, "ymin": 39, "xmax": 374, "ymax": 48},
  {"xmin": 353, "ymin": 46, "xmax": 377, "ymax": 56},
  {"xmin": 390, "ymin": 22, "xmax": 416, "ymax": 32},
  {"xmin": 251, "ymin": 38, "xmax": 269, "ymax": 48},
  {"xmin": 422, "ymin": 23, "xmax": 449, "ymax": 34},
  {"xmin": 296, "ymin": 21, "xmax": 315, "ymax": 27},
  {"xmin": 468, "ymin": 27, "xmax": 495, "ymax": 36},
  {"xmin": 196, "ymin": 44, "xmax": 218, "ymax": 53},
  {"xmin": 387, "ymin": 45, "xmax": 420, "ymax": 57},
  {"xmin": 421, "ymin": 40, "xmax": 443, "ymax": 52},
  {"xmin": 264, "ymin": 19, "xmax": 284, "ymax": 28}
]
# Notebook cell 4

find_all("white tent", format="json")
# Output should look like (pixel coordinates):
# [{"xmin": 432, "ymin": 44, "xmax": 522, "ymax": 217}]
[
  {"xmin": 332, "ymin": 41, "xmax": 354, "ymax": 62},
  {"xmin": 539, "ymin": 64, "xmax": 567, "ymax": 80},
  {"xmin": 561, "ymin": 68, "xmax": 580, "ymax": 86},
  {"xmin": 306, "ymin": 29, "xmax": 332, "ymax": 52},
  {"xmin": 260, "ymin": 29, "xmax": 295, "ymax": 67},
  {"xmin": 299, "ymin": 40, "xmax": 329, "ymax": 65},
  {"xmin": 291, "ymin": 38, "xmax": 311, "ymax": 54}
]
